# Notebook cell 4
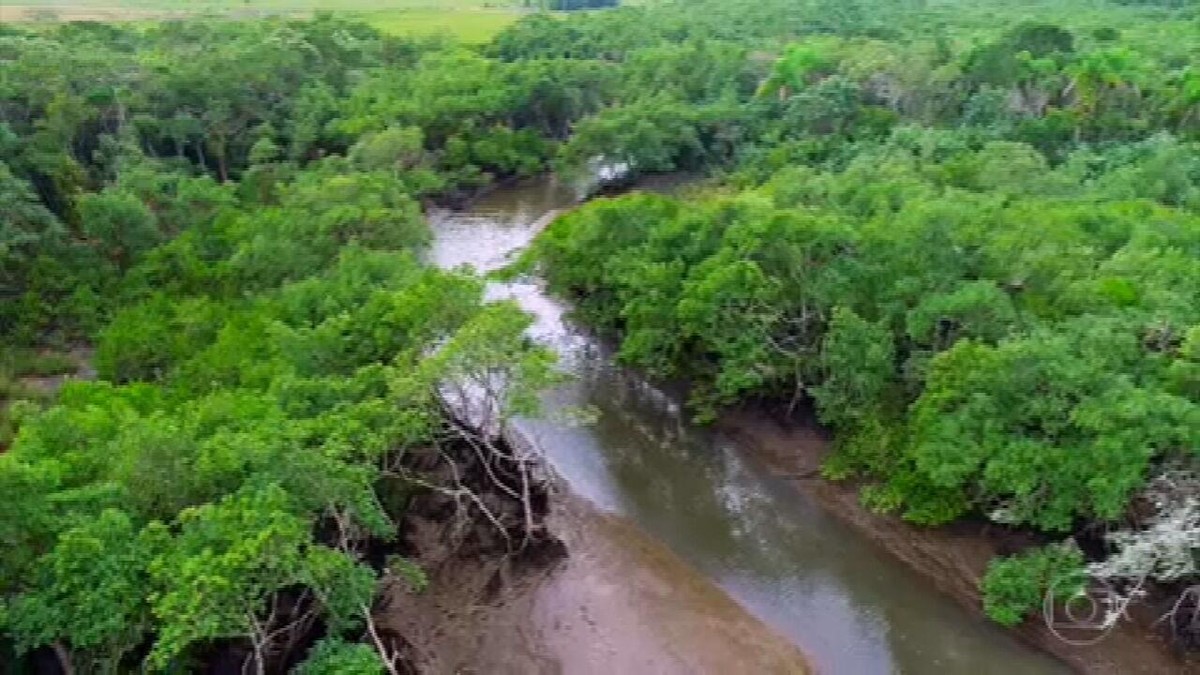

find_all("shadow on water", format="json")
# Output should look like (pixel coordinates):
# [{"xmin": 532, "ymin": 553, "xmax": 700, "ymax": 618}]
[{"xmin": 428, "ymin": 176, "xmax": 1069, "ymax": 675}]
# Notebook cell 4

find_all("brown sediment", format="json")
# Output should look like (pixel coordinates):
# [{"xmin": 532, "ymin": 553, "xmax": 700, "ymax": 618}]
[
  {"xmin": 524, "ymin": 493, "xmax": 811, "ymax": 674},
  {"xmin": 377, "ymin": 481, "xmax": 811, "ymax": 674},
  {"xmin": 716, "ymin": 407, "xmax": 1198, "ymax": 675}
]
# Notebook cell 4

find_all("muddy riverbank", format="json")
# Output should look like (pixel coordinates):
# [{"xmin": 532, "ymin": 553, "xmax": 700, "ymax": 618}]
[
  {"xmin": 378, "ymin": 481, "xmax": 812, "ymax": 674},
  {"xmin": 718, "ymin": 406, "xmax": 1196, "ymax": 675}
]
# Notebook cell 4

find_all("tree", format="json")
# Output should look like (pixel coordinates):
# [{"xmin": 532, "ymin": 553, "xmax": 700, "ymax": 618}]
[
  {"xmin": 811, "ymin": 307, "xmax": 895, "ymax": 428},
  {"xmin": 6, "ymin": 510, "xmax": 153, "ymax": 674},
  {"xmin": 0, "ymin": 162, "xmax": 65, "ymax": 311},
  {"xmin": 908, "ymin": 320, "xmax": 1195, "ymax": 531},
  {"xmin": 963, "ymin": 22, "xmax": 1074, "ymax": 89},
  {"xmin": 349, "ymin": 127, "xmax": 425, "ymax": 174},
  {"xmin": 1067, "ymin": 47, "xmax": 1151, "ymax": 140},
  {"xmin": 147, "ymin": 485, "xmax": 375, "ymax": 672},
  {"xmin": 757, "ymin": 41, "xmax": 838, "ymax": 100},
  {"xmin": 982, "ymin": 543, "xmax": 1084, "ymax": 626},
  {"xmin": 297, "ymin": 639, "xmax": 384, "ymax": 675},
  {"xmin": 78, "ymin": 188, "xmax": 159, "ymax": 272}
]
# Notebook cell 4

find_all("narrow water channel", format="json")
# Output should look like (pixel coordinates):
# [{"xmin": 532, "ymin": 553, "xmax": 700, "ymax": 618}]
[{"xmin": 427, "ymin": 177, "xmax": 1070, "ymax": 675}]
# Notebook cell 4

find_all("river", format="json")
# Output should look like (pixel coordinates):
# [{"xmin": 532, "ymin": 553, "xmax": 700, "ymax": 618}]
[{"xmin": 426, "ymin": 176, "xmax": 1070, "ymax": 675}]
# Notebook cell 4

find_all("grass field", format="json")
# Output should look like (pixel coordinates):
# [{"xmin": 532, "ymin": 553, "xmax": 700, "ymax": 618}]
[
  {"xmin": 0, "ymin": 0, "xmax": 533, "ymax": 43},
  {"xmin": 363, "ymin": 7, "xmax": 522, "ymax": 42}
]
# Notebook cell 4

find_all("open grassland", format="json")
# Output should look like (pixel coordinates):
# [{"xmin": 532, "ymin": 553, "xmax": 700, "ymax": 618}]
[
  {"xmin": 921, "ymin": 0, "xmax": 1198, "ymax": 64},
  {"xmin": 362, "ymin": 8, "xmax": 521, "ymax": 42},
  {"xmin": 0, "ymin": 0, "xmax": 531, "ymax": 42}
]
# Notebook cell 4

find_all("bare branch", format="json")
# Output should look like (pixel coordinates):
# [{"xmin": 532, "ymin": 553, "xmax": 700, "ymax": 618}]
[{"xmin": 362, "ymin": 606, "xmax": 401, "ymax": 675}]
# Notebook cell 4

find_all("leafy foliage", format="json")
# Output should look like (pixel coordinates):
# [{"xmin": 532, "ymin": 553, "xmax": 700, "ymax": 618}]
[
  {"xmin": 0, "ymin": 18, "xmax": 562, "ymax": 669},
  {"xmin": 982, "ymin": 543, "xmax": 1085, "ymax": 626},
  {"xmin": 297, "ymin": 638, "xmax": 385, "ymax": 675}
]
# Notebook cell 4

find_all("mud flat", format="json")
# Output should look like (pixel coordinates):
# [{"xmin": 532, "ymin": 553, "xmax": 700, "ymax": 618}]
[{"xmin": 377, "ymin": 479, "xmax": 812, "ymax": 674}]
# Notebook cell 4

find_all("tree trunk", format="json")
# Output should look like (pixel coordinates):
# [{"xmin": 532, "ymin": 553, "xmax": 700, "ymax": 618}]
[
  {"xmin": 52, "ymin": 642, "xmax": 74, "ymax": 675},
  {"xmin": 214, "ymin": 135, "xmax": 229, "ymax": 182}
]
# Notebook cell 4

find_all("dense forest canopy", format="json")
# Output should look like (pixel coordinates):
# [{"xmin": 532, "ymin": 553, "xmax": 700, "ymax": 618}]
[{"xmin": 1, "ymin": 0, "xmax": 1198, "ymax": 670}]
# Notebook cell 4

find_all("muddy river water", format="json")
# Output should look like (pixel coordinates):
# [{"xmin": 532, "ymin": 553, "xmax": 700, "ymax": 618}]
[{"xmin": 426, "ymin": 177, "xmax": 1069, "ymax": 675}]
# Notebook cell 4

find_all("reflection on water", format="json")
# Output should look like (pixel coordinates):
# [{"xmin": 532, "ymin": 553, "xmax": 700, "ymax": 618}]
[{"xmin": 428, "ymin": 177, "xmax": 1069, "ymax": 675}]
